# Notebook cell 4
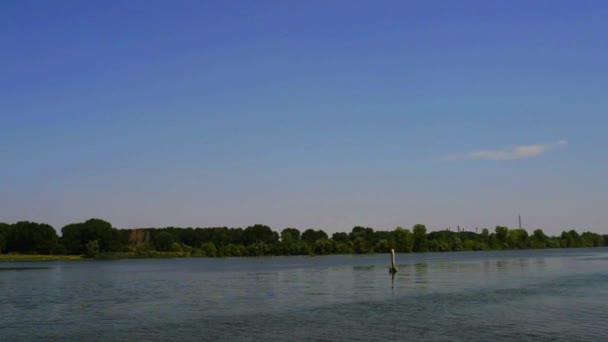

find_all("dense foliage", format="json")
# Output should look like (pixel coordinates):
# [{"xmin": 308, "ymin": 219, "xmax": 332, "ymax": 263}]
[{"xmin": 0, "ymin": 219, "xmax": 606, "ymax": 257}]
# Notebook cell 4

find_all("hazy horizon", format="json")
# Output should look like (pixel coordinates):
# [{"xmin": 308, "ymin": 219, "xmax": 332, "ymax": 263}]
[{"xmin": 2, "ymin": 1, "xmax": 607, "ymax": 235}]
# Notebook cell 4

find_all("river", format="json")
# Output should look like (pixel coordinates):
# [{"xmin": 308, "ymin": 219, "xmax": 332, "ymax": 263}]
[{"xmin": 2, "ymin": 248, "xmax": 608, "ymax": 341}]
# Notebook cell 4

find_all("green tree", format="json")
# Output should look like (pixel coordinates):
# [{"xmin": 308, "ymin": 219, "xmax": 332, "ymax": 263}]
[
  {"xmin": 281, "ymin": 228, "xmax": 301, "ymax": 242},
  {"xmin": 314, "ymin": 239, "xmax": 335, "ymax": 255},
  {"xmin": 374, "ymin": 239, "xmax": 391, "ymax": 253},
  {"xmin": 0, "ymin": 222, "xmax": 9, "ymax": 254},
  {"xmin": 463, "ymin": 239, "xmax": 481, "ymax": 251},
  {"xmin": 211, "ymin": 228, "xmax": 231, "ymax": 249},
  {"xmin": 495, "ymin": 226, "xmax": 510, "ymax": 249},
  {"xmin": 301, "ymin": 229, "xmax": 328, "ymax": 245},
  {"xmin": 580, "ymin": 231, "xmax": 603, "ymax": 247},
  {"xmin": 432, "ymin": 238, "xmax": 451, "ymax": 252},
  {"xmin": 170, "ymin": 242, "xmax": 183, "ymax": 252},
  {"xmin": 0, "ymin": 234, "xmax": 5, "ymax": 254},
  {"xmin": 560, "ymin": 230, "xmax": 579, "ymax": 248},
  {"xmin": 280, "ymin": 228, "xmax": 303, "ymax": 255},
  {"xmin": 334, "ymin": 241, "xmax": 354, "ymax": 254},
  {"xmin": 481, "ymin": 228, "xmax": 490, "ymax": 243},
  {"xmin": 243, "ymin": 225, "xmax": 278, "ymax": 245},
  {"xmin": 332, "ymin": 232, "xmax": 349, "ymax": 243},
  {"xmin": 547, "ymin": 238, "xmax": 561, "ymax": 248},
  {"xmin": 7, "ymin": 221, "xmax": 58, "ymax": 254},
  {"xmin": 449, "ymin": 235, "xmax": 463, "ymax": 251},
  {"xmin": 154, "ymin": 231, "xmax": 175, "ymax": 252},
  {"xmin": 391, "ymin": 227, "xmax": 413, "ymax": 253},
  {"xmin": 349, "ymin": 226, "xmax": 376, "ymax": 254},
  {"xmin": 531, "ymin": 229, "xmax": 547, "ymax": 248},
  {"xmin": 412, "ymin": 224, "xmax": 427, "ymax": 252},
  {"xmin": 509, "ymin": 229, "xmax": 529, "ymax": 249},
  {"xmin": 488, "ymin": 233, "xmax": 500, "ymax": 249},
  {"xmin": 84, "ymin": 240, "xmax": 100, "ymax": 258},
  {"xmin": 60, "ymin": 219, "xmax": 122, "ymax": 254},
  {"xmin": 247, "ymin": 241, "xmax": 270, "ymax": 256},
  {"xmin": 3, "ymin": 219, "xmax": 605, "ymax": 258},
  {"xmin": 220, "ymin": 243, "xmax": 247, "ymax": 257},
  {"xmin": 200, "ymin": 242, "xmax": 217, "ymax": 257}
]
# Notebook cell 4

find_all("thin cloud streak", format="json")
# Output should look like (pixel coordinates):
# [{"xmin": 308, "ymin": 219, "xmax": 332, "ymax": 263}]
[{"xmin": 444, "ymin": 140, "xmax": 568, "ymax": 161}]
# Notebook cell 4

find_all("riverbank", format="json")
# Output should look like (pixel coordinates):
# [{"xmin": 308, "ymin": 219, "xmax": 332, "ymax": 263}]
[
  {"xmin": 0, "ymin": 252, "xmax": 189, "ymax": 262},
  {"xmin": 0, "ymin": 254, "xmax": 84, "ymax": 262},
  {"xmin": 2, "ymin": 247, "xmax": 606, "ymax": 262}
]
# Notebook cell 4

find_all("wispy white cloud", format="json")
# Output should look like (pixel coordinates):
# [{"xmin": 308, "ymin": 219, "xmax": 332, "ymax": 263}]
[{"xmin": 443, "ymin": 140, "xmax": 568, "ymax": 161}]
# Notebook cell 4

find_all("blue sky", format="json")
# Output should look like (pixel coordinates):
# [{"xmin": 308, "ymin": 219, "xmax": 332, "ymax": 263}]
[{"xmin": 1, "ymin": 0, "xmax": 607, "ymax": 234}]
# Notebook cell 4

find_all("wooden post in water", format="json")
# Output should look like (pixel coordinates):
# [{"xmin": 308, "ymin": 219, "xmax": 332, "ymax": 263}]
[{"xmin": 389, "ymin": 249, "xmax": 398, "ymax": 274}]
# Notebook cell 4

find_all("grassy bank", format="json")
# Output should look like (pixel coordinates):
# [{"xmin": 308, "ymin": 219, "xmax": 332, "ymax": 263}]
[
  {"xmin": 0, "ymin": 254, "xmax": 84, "ymax": 262},
  {"xmin": 94, "ymin": 251, "xmax": 189, "ymax": 260},
  {"xmin": 0, "ymin": 251, "xmax": 191, "ymax": 262}
]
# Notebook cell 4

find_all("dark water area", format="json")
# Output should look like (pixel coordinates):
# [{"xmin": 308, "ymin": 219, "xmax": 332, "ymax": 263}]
[
  {"xmin": 0, "ymin": 267, "xmax": 51, "ymax": 272},
  {"xmin": 2, "ymin": 248, "xmax": 608, "ymax": 341}
]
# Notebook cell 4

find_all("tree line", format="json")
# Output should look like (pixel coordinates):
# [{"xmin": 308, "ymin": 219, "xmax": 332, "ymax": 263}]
[{"xmin": 0, "ymin": 219, "xmax": 606, "ymax": 258}]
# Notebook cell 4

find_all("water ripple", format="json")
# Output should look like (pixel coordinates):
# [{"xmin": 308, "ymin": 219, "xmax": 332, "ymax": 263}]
[{"xmin": 1, "ymin": 249, "xmax": 608, "ymax": 341}]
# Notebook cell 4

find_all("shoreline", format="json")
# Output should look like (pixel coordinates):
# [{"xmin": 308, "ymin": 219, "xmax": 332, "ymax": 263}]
[
  {"xmin": 0, "ymin": 254, "xmax": 85, "ymax": 262},
  {"xmin": 1, "ymin": 247, "xmax": 605, "ymax": 263}
]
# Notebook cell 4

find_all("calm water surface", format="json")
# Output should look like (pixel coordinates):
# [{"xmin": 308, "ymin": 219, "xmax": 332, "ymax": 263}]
[{"xmin": 2, "ymin": 248, "xmax": 608, "ymax": 341}]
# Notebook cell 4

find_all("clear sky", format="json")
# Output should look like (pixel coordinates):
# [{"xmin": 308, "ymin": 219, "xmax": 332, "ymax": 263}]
[{"xmin": 2, "ymin": 0, "xmax": 607, "ymax": 235}]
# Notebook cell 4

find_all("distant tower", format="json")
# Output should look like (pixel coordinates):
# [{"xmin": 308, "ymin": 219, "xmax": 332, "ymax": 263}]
[{"xmin": 519, "ymin": 215, "xmax": 522, "ymax": 229}]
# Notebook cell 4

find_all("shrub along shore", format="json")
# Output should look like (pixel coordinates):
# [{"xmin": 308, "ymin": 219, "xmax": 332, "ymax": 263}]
[{"xmin": 0, "ymin": 219, "xmax": 606, "ymax": 261}]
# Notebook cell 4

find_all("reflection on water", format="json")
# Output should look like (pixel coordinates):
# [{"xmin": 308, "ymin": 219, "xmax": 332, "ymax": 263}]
[
  {"xmin": 1, "ymin": 249, "xmax": 608, "ymax": 341},
  {"xmin": 414, "ymin": 262, "xmax": 428, "ymax": 285},
  {"xmin": 0, "ymin": 267, "xmax": 51, "ymax": 271},
  {"xmin": 535, "ymin": 257, "xmax": 546, "ymax": 269}
]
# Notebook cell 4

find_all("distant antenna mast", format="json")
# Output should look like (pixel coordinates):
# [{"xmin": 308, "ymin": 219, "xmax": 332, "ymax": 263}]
[{"xmin": 518, "ymin": 215, "xmax": 522, "ymax": 229}]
